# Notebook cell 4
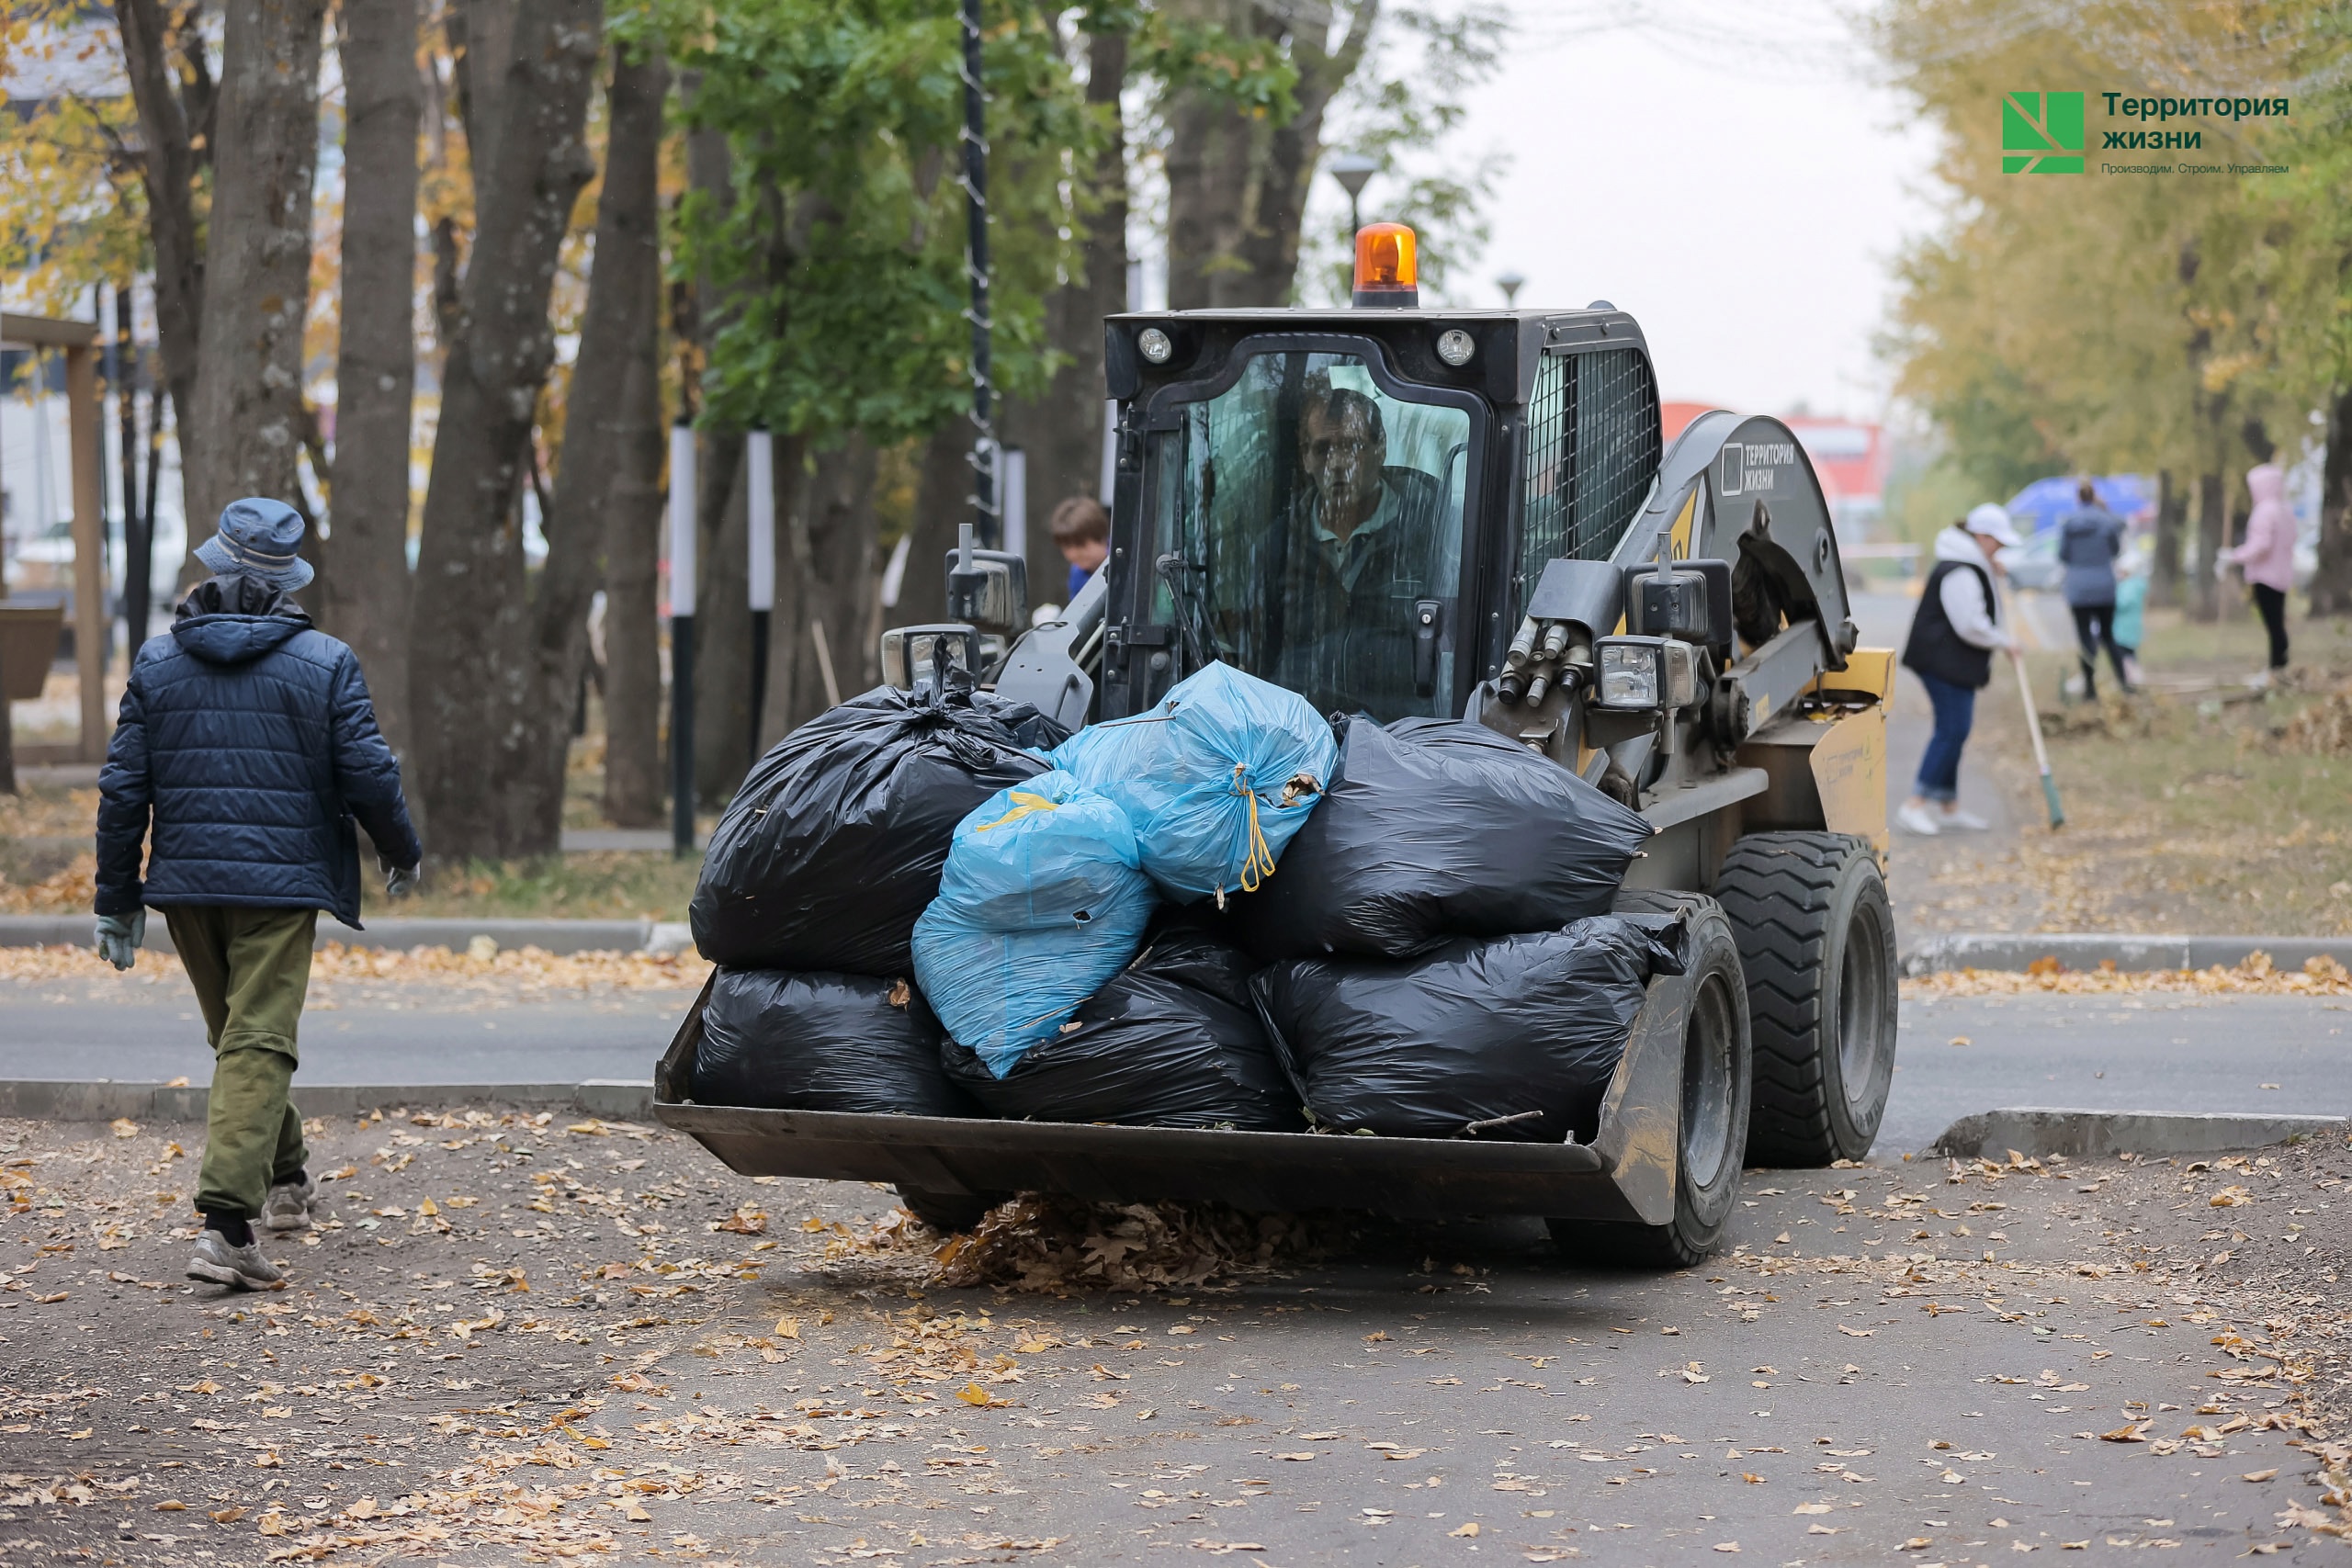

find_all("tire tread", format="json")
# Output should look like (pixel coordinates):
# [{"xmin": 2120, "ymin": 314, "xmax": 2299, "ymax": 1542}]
[{"xmin": 1714, "ymin": 831, "xmax": 1886, "ymax": 1166}]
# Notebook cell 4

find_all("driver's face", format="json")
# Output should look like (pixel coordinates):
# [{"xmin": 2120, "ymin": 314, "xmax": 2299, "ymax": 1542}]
[{"xmin": 1300, "ymin": 402, "xmax": 1385, "ymax": 525}]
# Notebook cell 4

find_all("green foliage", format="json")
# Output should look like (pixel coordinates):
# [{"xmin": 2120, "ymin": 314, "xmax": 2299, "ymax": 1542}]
[
  {"xmin": 1117, "ymin": 5, "xmax": 1298, "ymax": 121},
  {"xmin": 0, "ymin": 3, "xmax": 158, "ymax": 307},
  {"xmin": 1298, "ymin": 2, "xmax": 1509, "ymax": 306},
  {"xmin": 1882, "ymin": 446, "xmax": 1989, "ymax": 547},
  {"xmin": 1876, "ymin": 0, "xmax": 2346, "ymax": 489},
  {"xmin": 657, "ymin": 0, "xmax": 1095, "ymax": 448}
]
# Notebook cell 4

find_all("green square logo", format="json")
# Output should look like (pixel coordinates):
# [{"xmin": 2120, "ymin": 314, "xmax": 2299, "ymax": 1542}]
[{"xmin": 2002, "ymin": 91, "xmax": 2085, "ymax": 173}]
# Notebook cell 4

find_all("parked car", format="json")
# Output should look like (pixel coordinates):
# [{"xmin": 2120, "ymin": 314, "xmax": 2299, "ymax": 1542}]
[{"xmin": 1998, "ymin": 526, "xmax": 2064, "ymax": 592}]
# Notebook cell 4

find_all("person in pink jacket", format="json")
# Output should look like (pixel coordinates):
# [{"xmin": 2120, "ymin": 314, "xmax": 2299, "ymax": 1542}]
[{"xmin": 2221, "ymin": 462, "xmax": 2296, "ymax": 682}]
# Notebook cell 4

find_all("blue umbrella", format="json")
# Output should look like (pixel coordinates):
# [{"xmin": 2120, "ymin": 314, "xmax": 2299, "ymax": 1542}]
[{"xmin": 2005, "ymin": 474, "xmax": 2155, "ymax": 535}]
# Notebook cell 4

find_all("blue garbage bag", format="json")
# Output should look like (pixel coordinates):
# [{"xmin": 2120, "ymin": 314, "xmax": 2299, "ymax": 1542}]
[
  {"xmin": 912, "ymin": 771, "xmax": 1159, "ymax": 1076},
  {"xmin": 1050, "ymin": 661, "xmax": 1339, "ymax": 903}
]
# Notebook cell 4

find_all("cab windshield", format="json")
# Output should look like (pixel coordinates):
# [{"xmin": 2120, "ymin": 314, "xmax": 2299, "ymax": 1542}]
[{"xmin": 1149, "ymin": 350, "xmax": 1472, "ymax": 720}]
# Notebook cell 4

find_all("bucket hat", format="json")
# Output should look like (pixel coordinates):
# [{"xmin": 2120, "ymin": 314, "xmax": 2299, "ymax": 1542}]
[
  {"xmin": 194, "ymin": 497, "xmax": 314, "ymax": 592},
  {"xmin": 1962, "ymin": 502, "xmax": 2022, "ymax": 549}
]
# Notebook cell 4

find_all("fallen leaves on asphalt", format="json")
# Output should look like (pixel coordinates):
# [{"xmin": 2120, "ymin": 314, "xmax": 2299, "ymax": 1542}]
[{"xmin": 1905, "ymin": 951, "xmax": 2352, "ymax": 998}]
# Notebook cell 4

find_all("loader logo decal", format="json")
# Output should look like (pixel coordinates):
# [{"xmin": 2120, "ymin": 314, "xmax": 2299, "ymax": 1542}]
[
  {"xmin": 1720, "ymin": 442, "xmax": 1795, "ymax": 499},
  {"xmin": 2003, "ymin": 91, "xmax": 2085, "ymax": 173}
]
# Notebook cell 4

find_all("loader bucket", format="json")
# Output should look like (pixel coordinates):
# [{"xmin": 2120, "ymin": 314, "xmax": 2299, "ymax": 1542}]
[{"xmin": 650, "ymin": 948, "xmax": 1694, "ymax": 1227}]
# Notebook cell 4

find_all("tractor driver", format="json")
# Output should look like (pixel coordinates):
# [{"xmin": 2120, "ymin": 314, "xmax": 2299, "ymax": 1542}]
[{"xmin": 1277, "ymin": 378, "xmax": 1442, "ymax": 716}]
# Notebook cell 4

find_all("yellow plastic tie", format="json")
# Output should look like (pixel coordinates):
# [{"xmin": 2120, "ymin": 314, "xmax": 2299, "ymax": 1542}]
[
  {"xmin": 976, "ymin": 790, "xmax": 1057, "ymax": 832},
  {"xmin": 1232, "ymin": 762, "xmax": 1278, "ymax": 894}
]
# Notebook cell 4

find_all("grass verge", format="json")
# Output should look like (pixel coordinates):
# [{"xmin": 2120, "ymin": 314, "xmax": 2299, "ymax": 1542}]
[{"xmin": 1979, "ymin": 598, "xmax": 2352, "ymax": 936}]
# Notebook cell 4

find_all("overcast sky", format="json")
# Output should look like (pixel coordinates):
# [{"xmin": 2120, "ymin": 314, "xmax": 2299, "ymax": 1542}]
[{"xmin": 1438, "ymin": 0, "xmax": 1942, "ymax": 422}]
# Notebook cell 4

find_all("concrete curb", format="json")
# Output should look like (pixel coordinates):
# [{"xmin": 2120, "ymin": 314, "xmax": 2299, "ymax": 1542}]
[
  {"xmin": 1921, "ymin": 1108, "xmax": 2349, "ymax": 1161},
  {"xmin": 1904, "ymin": 932, "xmax": 2352, "ymax": 976},
  {"xmin": 0, "ymin": 915, "xmax": 696, "ymax": 958},
  {"xmin": 0, "ymin": 1078, "xmax": 656, "ymax": 1122}
]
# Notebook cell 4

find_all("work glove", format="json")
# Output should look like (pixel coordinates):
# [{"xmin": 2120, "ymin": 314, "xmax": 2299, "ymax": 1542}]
[
  {"xmin": 2213, "ymin": 556, "xmax": 2234, "ymax": 580},
  {"xmin": 380, "ymin": 856, "xmax": 421, "ymax": 899},
  {"xmin": 95, "ymin": 909, "xmax": 145, "ymax": 972}
]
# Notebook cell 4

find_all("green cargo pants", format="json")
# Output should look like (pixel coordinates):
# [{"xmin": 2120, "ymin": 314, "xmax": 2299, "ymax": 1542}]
[{"xmin": 164, "ymin": 906, "xmax": 317, "ymax": 1219}]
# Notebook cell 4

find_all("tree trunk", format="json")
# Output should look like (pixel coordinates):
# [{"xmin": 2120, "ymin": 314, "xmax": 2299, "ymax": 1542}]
[
  {"xmin": 888, "ymin": 423, "xmax": 978, "ymax": 634},
  {"xmin": 1001, "ymin": 26, "xmax": 1127, "ymax": 592},
  {"xmin": 178, "ymin": 0, "xmax": 326, "ymax": 582},
  {"xmin": 2313, "ymin": 384, "xmax": 2352, "ymax": 617},
  {"xmin": 112, "ymin": 0, "xmax": 210, "ymax": 524},
  {"xmin": 407, "ymin": 0, "xmax": 605, "ymax": 863},
  {"xmin": 449, "ymin": 0, "xmax": 519, "ymax": 180},
  {"xmin": 0, "ymin": 651, "xmax": 14, "ymax": 792},
  {"xmin": 1230, "ymin": 2, "xmax": 1376, "ymax": 306},
  {"xmin": 1164, "ymin": 1, "xmax": 1262, "ymax": 313},
  {"xmin": 2191, "ymin": 468, "xmax": 2224, "ymax": 623},
  {"xmin": 767, "ymin": 436, "xmax": 881, "ymax": 745},
  {"xmin": 1165, "ymin": 0, "xmax": 1377, "ymax": 310},
  {"xmin": 693, "ymin": 434, "xmax": 752, "ymax": 803},
  {"xmin": 501, "ymin": 38, "xmax": 671, "ymax": 848},
  {"xmin": 2150, "ymin": 468, "xmax": 2183, "ymax": 609},
  {"xmin": 322, "ymin": 0, "xmax": 421, "ymax": 758},
  {"xmin": 602, "ymin": 293, "xmax": 669, "ymax": 828}
]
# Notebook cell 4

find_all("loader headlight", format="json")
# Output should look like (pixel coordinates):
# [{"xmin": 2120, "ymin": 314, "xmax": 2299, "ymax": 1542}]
[
  {"xmin": 1137, "ymin": 327, "xmax": 1173, "ymax": 365},
  {"xmin": 1435, "ymin": 329, "xmax": 1475, "ymax": 367},
  {"xmin": 1594, "ymin": 637, "xmax": 1698, "ymax": 711},
  {"xmin": 1597, "ymin": 640, "xmax": 1660, "ymax": 708}
]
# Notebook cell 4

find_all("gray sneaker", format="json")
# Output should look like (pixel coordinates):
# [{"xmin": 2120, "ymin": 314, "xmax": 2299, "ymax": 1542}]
[
  {"xmin": 186, "ymin": 1229, "xmax": 287, "ymax": 1291},
  {"xmin": 261, "ymin": 1178, "xmax": 315, "ymax": 1233}
]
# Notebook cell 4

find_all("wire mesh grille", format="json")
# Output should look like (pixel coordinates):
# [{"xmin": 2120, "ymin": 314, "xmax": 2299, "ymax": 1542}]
[{"xmin": 1518, "ymin": 346, "xmax": 1661, "ymax": 595}]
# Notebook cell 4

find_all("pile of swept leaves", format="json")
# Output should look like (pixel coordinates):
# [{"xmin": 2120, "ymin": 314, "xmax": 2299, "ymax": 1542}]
[
  {"xmin": 815, "ymin": 1196, "xmax": 1346, "ymax": 1294},
  {"xmin": 2277, "ymin": 682, "xmax": 2352, "ymax": 757},
  {"xmin": 1905, "ymin": 950, "xmax": 2352, "ymax": 998},
  {"xmin": 0, "ymin": 853, "xmax": 96, "ymax": 915},
  {"xmin": 0, "ymin": 939, "xmax": 709, "ymax": 989}
]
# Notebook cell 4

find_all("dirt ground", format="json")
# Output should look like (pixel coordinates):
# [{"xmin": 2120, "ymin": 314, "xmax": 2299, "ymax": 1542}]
[
  {"xmin": 1, "ymin": 1108, "xmax": 2346, "ymax": 1565},
  {"xmin": 1896, "ymin": 603, "xmax": 2352, "ymax": 942}
]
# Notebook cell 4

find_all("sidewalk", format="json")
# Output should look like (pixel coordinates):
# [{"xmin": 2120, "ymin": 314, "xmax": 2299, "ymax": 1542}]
[
  {"xmin": 0, "ymin": 913, "xmax": 695, "ymax": 954},
  {"xmin": 7, "ymin": 766, "xmax": 706, "ymax": 854}
]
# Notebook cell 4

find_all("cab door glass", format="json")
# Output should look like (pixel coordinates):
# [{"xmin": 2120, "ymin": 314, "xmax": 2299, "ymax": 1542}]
[{"xmin": 1149, "ymin": 351, "xmax": 1471, "ymax": 721}]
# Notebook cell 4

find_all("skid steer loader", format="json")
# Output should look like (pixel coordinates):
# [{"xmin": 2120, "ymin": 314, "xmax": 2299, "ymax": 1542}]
[{"xmin": 653, "ymin": 223, "xmax": 1899, "ymax": 1267}]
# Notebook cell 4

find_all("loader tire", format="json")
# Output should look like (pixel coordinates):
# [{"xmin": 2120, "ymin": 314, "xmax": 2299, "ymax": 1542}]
[
  {"xmin": 1713, "ymin": 832, "xmax": 1898, "ymax": 1166},
  {"xmin": 1550, "ymin": 897, "xmax": 1750, "ymax": 1269},
  {"xmin": 895, "ymin": 1187, "xmax": 1003, "ymax": 1234}
]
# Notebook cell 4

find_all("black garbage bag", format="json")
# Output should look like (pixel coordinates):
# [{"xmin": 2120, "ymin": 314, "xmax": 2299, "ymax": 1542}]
[
  {"xmin": 1250, "ymin": 914, "xmax": 1684, "ymax": 1142},
  {"xmin": 942, "ymin": 918, "xmax": 1302, "ymax": 1131},
  {"xmin": 691, "ymin": 671, "xmax": 1069, "ymax": 975},
  {"xmin": 693, "ymin": 968, "xmax": 979, "ymax": 1117},
  {"xmin": 1227, "ymin": 716, "xmax": 1652, "ymax": 962}
]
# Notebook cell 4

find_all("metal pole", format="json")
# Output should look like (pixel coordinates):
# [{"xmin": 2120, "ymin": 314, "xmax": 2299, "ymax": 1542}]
[
  {"xmin": 113, "ymin": 285, "xmax": 150, "ymax": 653},
  {"xmin": 958, "ymin": 0, "xmax": 997, "ymax": 548},
  {"xmin": 745, "ymin": 426, "xmax": 775, "ymax": 759},
  {"xmin": 668, "ymin": 422, "xmax": 698, "ymax": 857}
]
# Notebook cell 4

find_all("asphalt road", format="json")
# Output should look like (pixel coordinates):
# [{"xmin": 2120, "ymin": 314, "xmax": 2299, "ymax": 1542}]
[
  {"xmin": 0, "ymin": 975, "xmax": 673, "ymax": 1087},
  {"xmin": 6, "ymin": 1109, "xmax": 2344, "ymax": 1565},
  {"xmin": 4, "ymin": 977, "xmax": 2346, "ymax": 1159}
]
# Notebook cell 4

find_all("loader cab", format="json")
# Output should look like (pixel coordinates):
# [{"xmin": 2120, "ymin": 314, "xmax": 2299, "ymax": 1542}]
[{"xmin": 1096, "ymin": 301, "xmax": 1662, "ymax": 723}]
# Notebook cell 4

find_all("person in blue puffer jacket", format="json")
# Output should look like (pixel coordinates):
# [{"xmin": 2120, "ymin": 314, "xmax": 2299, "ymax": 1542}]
[{"xmin": 93, "ymin": 497, "xmax": 422, "ymax": 1292}]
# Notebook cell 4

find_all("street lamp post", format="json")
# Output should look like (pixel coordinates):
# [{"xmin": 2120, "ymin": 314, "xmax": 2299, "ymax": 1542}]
[
  {"xmin": 667, "ymin": 422, "xmax": 697, "ymax": 858},
  {"xmin": 1327, "ymin": 152, "xmax": 1378, "ymax": 236},
  {"xmin": 1497, "ymin": 270, "xmax": 1526, "ymax": 309},
  {"xmin": 958, "ymin": 0, "xmax": 999, "ymax": 548},
  {"xmin": 745, "ymin": 426, "xmax": 775, "ymax": 765}
]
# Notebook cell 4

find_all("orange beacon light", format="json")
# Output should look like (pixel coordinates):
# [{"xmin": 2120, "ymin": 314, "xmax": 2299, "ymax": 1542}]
[{"xmin": 1351, "ymin": 222, "xmax": 1419, "ymax": 309}]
